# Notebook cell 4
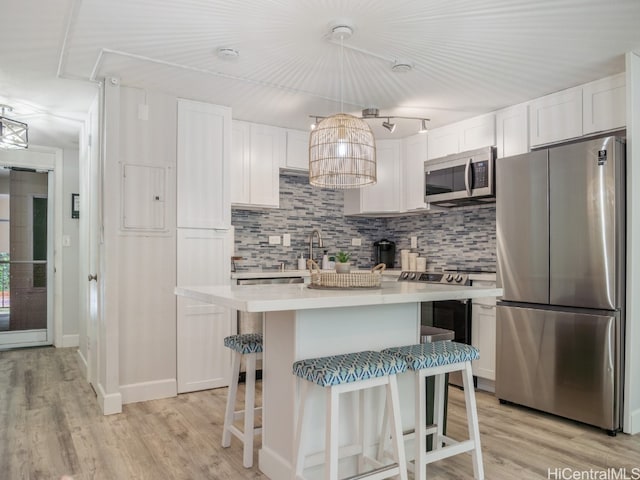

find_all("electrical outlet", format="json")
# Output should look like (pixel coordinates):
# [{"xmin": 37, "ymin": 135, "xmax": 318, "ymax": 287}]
[
  {"xmin": 268, "ymin": 235, "xmax": 281, "ymax": 245},
  {"xmin": 282, "ymin": 233, "xmax": 291, "ymax": 247},
  {"xmin": 351, "ymin": 238, "xmax": 362, "ymax": 247},
  {"xmin": 411, "ymin": 236, "xmax": 417, "ymax": 248}
]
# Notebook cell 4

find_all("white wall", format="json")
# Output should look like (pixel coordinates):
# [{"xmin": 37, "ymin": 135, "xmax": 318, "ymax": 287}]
[
  {"xmin": 61, "ymin": 147, "xmax": 80, "ymax": 346},
  {"xmin": 102, "ymin": 81, "xmax": 178, "ymax": 405},
  {"xmin": 625, "ymin": 52, "xmax": 640, "ymax": 435}
]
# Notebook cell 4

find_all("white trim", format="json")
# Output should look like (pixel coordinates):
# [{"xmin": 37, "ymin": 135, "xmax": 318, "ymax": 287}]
[
  {"xmin": 62, "ymin": 334, "xmax": 79, "ymax": 347},
  {"xmin": 0, "ymin": 329, "xmax": 48, "ymax": 349},
  {"xmin": 630, "ymin": 407, "xmax": 640, "ymax": 435},
  {"xmin": 97, "ymin": 382, "xmax": 122, "ymax": 415},
  {"xmin": 76, "ymin": 347, "xmax": 88, "ymax": 378},
  {"xmin": 119, "ymin": 378, "xmax": 177, "ymax": 405},
  {"xmin": 53, "ymin": 149, "xmax": 64, "ymax": 347}
]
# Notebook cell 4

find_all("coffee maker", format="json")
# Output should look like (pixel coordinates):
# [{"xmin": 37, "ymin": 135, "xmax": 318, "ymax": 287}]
[{"xmin": 374, "ymin": 239, "xmax": 396, "ymax": 268}]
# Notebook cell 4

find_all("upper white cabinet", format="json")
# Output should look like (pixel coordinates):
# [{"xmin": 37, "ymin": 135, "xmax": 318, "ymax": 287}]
[
  {"xmin": 402, "ymin": 133, "xmax": 429, "ymax": 212},
  {"xmin": 231, "ymin": 120, "xmax": 285, "ymax": 208},
  {"xmin": 582, "ymin": 73, "xmax": 626, "ymax": 135},
  {"xmin": 529, "ymin": 86, "xmax": 583, "ymax": 147},
  {"xmin": 495, "ymin": 103, "xmax": 529, "ymax": 158},
  {"xmin": 344, "ymin": 139, "xmax": 402, "ymax": 215},
  {"xmin": 427, "ymin": 113, "xmax": 495, "ymax": 160},
  {"xmin": 177, "ymin": 99, "xmax": 231, "ymax": 229},
  {"xmin": 284, "ymin": 129, "xmax": 310, "ymax": 173}
]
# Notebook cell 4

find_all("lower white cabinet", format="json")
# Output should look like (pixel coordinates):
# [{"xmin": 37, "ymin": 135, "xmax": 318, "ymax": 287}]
[
  {"xmin": 344, "ymin": 139, "xmax": 402, "ymax": 215},
  {"xmin": 471, "ymin": 280, "xmax": 496, "ymax": 382},
  {"xmin": 176, "ymin": 228, "xmax": 234, "ymax": 393}
]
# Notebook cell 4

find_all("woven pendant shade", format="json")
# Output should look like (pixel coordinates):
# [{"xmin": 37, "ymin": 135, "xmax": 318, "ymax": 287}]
[{"xmin": 309, "ymin": 113, "xmax": 376, "ymax": 189}]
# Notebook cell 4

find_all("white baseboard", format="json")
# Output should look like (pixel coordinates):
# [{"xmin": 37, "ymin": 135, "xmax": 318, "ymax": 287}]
[
  {"xmin": 625, "ymin": 406, "xmax": 640, "ymax": 434},
  {"xmin": 62, "ymin": 334, "xmax": 79, "ymax": 348},
  {"xmin": 259, "ymin": 446, "xmax": 292, "ymax": 480},
  {"xmin": 476, "ymin": 377, "xmax": 495, "ymax": 393},
  {"xmin": 76, "ymin": 349, "xmax": 88, "ymax": 379},
  {"xmin": 97, "ymin": 383, "xmax": 123, "ymax": 415},
  {"xmin": 120, "ymin": 378, "xmax": 177, "ymax": 405}
]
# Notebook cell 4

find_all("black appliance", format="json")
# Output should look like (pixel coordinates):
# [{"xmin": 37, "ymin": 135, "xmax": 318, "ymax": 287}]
[
  {"xmin": 374, "ymin": 239, "xmax": 396, "ymax": 268},
  {"xmin": 397, "ymin": 271, "xmax": 473, "ymax": 387}
]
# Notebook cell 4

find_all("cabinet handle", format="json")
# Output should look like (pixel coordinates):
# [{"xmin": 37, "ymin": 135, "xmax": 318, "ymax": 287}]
[
  {"xmin": 479, "ymin": 304, "xmax": 495, "ymax": 310},
  {"xmin": 88, "ymin": 274, "xmax": 98, "ymax": 282}
]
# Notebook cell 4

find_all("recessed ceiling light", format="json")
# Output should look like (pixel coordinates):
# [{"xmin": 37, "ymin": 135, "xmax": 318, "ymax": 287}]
[
  {"xmin": 391, "ymin": 61, "xmax": 413, "ymax": 73},
  {"xmin": 217, "ymin": 47, "xmax": 239, "ymax": 60}
]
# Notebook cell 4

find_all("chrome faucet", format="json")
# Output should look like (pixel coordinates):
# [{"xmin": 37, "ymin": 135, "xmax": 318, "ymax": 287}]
[{"xmin": 308, "ymin": 229, "xmax": 324, "ymax": 267}]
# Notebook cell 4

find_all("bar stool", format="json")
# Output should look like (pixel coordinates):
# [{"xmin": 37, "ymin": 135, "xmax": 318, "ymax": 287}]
[
  {"xmin": 292, "ymin": 350, "xmax": 409, "ymax": 480},
  {"xmin": 382, "ymin": 341, "xmax": 483, "ymax": 480},
  {"xmin": 221, "ymin": 333, "xmax": 263, "ymax": 468}
]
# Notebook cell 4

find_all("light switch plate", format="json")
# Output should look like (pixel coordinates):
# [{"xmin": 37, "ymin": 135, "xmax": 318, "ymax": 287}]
[
  {"xmin": 411, "ymin": 236, "xmax": 417, "ymax": 248},
  {"xmin": 351, "ymin": 238, "xmax": 362, "ymax": 246},
  {"xmin": 268, "ymin": 235, "xmax": 281, "ymax": 245},
  {"xmin": 282, "ymin": 233, "xmax": 291, "ymax": 247}
]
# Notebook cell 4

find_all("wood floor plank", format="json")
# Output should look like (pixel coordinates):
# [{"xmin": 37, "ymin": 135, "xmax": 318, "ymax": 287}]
[{"xmin": 1, "ymin": 346, "xmax": 639, "ymax": 479}]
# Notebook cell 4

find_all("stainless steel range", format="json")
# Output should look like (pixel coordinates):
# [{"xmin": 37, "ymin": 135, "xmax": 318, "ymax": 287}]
[
  {"xmin": 398, "ymin": 271, "xmax": 470, "ymax": 285},
  {"xmin": 398, "ymin": 271, "xmax": 473, "ymax": 387}
]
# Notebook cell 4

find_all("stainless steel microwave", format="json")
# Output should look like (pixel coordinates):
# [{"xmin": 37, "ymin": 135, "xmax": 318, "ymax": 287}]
[{"xmin": 424, "ymin": 146, "xmax": 496, "ymax": 207}]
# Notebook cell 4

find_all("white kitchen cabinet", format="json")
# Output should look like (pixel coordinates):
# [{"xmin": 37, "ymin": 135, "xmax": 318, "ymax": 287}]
[
  {"xmin": 176, "ymin": 228, "xmax": 234, "ymax": 393},
  {"xmin": 495, "ymin": 103, "xmax": 529, "ymax": 158},
  {"xmin": 529, "ymin": 86, "xmax": 583, "ymax": 147},
  {"xmin": 177, "ymin": 99, "xmax": 231, "ymax": 229},
  {"xmin": 582, "ymin": 73, "xmax": 626, "ymax": 135},
  {"xmin": 284, "ymin": 128, "xmax": 310, "ymax": 172},
  {"xmin": 402, "ymin": 133, "xmax": 430, "ymax": 211},
  {"xmin": 231, "ymin": 120, "xmax": 285, "ymax": 208},
  {"xmin": 471, "ymin": 280, "xmax": 496, "ymax": 384},
  {"xmin": 344, "ymin": 139, "xmax": 402, "ymax": 215},
  {"xmin": 427, "ymin": 113, "xmax": 495, "ymax": 160}
]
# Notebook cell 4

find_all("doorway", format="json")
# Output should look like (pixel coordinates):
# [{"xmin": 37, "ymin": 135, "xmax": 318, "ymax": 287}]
[{"xmin": 0, "ymin": 169, "xmax": 52, "ymax": 348}]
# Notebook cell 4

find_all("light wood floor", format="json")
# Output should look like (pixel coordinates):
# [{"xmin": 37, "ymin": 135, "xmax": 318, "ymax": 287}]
[{"xmin": 1, "ymin": 346, "xmax": 639, "ymax": 479}]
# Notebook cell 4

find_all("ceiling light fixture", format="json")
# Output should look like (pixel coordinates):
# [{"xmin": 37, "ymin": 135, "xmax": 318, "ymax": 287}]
[
  {"xmin": 382, "ymin": 119, "xmax": 396, "ymax": 133},
  {"xmin": 309, "ymin": 22, "xmax": 376, "ymax": 189},
  {"xmin": 0, "ymin": 105, "xmax": 28, "ymax": 150},
  {"xmin": 309, "ymin": 108, "xmax": 430, "ymax": 135}
]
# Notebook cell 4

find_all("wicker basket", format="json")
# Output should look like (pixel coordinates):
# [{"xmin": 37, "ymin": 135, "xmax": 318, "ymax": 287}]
[{"xmin": 307, "ymin": 260, "xmax": 386, "ymax": 289}]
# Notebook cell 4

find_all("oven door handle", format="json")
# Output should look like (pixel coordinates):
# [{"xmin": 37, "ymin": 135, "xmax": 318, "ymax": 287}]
[{"xmin": 464, "ymin": 158, "xmax": 472, "ymax": 196}]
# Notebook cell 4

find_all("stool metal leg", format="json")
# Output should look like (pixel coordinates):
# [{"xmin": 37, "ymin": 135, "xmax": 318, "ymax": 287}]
[
  {"xmin": 462, "ymin": 362, "xmax": 484, "ymax": 479},
  {"xmin": 222, "ymin": 350, "xmax": 241, "ymax": 448}
]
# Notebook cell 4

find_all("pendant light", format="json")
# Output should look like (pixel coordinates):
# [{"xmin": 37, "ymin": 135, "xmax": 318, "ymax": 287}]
[
  {"xmin": 0, "ymin": 105, "xmax": 28, "ymax": 150},
  {"xmin": 309, "ymin": 24, "xmax": 376, "ymax": 189}
]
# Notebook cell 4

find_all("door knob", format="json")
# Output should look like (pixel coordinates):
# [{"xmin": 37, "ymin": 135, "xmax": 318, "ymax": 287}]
[{"xmin": 88, "ymin": 274, "xmax": 98, "ymax": 282}]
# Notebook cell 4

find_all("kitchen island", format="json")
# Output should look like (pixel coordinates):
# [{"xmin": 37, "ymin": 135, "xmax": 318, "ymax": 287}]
[{"xmin": 175, "ymin": 281, "xmax": 502, "ymax": 479}]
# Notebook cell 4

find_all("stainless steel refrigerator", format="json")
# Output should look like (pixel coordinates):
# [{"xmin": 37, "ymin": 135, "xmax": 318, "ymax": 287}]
[{"xmin": 496, "ymin": 135, "xmax": 625, "ymax": 434}]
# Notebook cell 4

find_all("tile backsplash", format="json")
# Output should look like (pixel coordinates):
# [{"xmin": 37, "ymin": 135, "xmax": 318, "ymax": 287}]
[{"xmin": 231, "ymin": 174, "xmax": 496, "ymax": 272}]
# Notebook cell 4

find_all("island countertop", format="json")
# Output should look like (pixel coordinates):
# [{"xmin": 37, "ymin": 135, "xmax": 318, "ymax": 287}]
[{"xmin": 174, "ymin": 282, "xmax": 503, "ymax": 312}]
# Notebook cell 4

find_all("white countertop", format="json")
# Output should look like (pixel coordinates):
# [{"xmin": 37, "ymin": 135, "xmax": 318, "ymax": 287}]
[{"xmin": 175, "ymin": 282, "xmax": 503, "ymax": 313}]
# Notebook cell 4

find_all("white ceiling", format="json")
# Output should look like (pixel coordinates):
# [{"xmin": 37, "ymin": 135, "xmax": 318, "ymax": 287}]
[{"xmin": 2, "ymin": 0, "xmax": 640, "ymax": 150}]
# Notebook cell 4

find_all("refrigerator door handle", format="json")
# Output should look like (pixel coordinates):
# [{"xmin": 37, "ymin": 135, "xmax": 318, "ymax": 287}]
[{"xmin": 465, "ymin": 158, "xmax": 472, "ymax": 196}]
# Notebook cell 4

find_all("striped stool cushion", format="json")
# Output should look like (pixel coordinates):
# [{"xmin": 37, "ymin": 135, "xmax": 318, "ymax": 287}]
[
  {"xmin": 223, "ymin": 333, "xmax": 263, "ymax": 354},
  {"xmin": 293, "ymin": 351, "xmax": 407, "ymax": 387},
  {"xmin": 383, "ymin": 341, "xmax": 479, "ymax": 371}
]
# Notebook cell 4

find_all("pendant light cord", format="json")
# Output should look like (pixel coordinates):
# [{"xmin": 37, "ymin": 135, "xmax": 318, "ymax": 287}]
[{"xmin": 340, "ymin": 34, "xmax": 344, "ymax": 114}]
